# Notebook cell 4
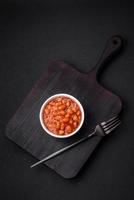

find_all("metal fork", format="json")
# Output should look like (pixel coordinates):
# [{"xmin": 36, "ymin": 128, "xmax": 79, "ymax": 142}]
[{"xmin": 30, "ymin": 116, "xmax": 121, "ymax": 168}]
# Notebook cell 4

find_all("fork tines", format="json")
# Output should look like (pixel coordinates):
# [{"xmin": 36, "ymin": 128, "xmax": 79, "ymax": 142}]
[{"xmin": 101, "ymin": 116, "xmax": 121, "ymax": 135}]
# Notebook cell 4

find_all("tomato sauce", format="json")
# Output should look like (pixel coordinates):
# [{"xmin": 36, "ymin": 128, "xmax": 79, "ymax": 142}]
[{"xmin": 43, "ymin": 96, "xmax": 81, "ymax": 135}]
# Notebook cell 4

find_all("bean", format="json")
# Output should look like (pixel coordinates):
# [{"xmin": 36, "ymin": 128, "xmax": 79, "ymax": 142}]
[
  {"xmin": 53, "ymin": 119, "xmax": 57, "ymax": 124},
  {"xmin": 56, "ymin": 122, "xmax": 60, "ymax": 129},
  {"xmin": 72, "ymin": 114, "xmax": 78, "ymax": 122},
  {"xmin": 52, "ymin": 106, "xmax": 57, "ymax": 111},
  {"xmin": 76, "ymin": 110, "xmax": 80, "ymax": 116},
  {"xmin": 65, "ymin": 125, "xmax": 72, "ymax": 133},
  {"xmin": 58, "ymin": 102, "xmax": 62, "ymax": 106},
  {"xmin": 63, "ymin": 117, "xmax": 69, "ymax": 122},
  {"xmin": 47, "ymin": 105, "xmax": 51, "ymax": 110},
  {"xmin": 74, "ymin": 103, "xmax": 78, "ymax": 108},
  {"xmin": 57, "ymin": 97, "xmax": 62, "ymax": 102},
  {"xmin": 59, "ymin": 130, "xmax": 64, "ymax": 135},
  {"xmin": 55, "ymin": 115, "xmax": 62, "ymax": 120},
  {"xmin": 67, "ymin": 109, "xmax": 73, "ymax": 115},
  {"xmin": 62, "ymin": 99, "xmax": 67, "ymax": 104},
  {"xmin": 65, "ymin": 114, "xmax": 70, "ymax": 118},
  {"xmin": 55, "ymin": 102, "xmax": 59, "ymax": 106},
  {"xmin": 61, "ymin": 105, "xmax": 66, "ymax": 110},
  {"xmin": 44, "ymin": 108, "xmax": 49, "ymax": 115},
  {"xmin": 66, "ymin": 101, "xmax": 70, "ymax": 106},
  {"xmin": 52, "ymin": 111, "xmax": 57, "ymax": 117},
  {"xmin": 73, "ymin": 122, "xmax": 77, "ymax": 128},
  {"xmin": 49, "ymin": 101, "xmax": 55, "ymax": 106},
  {"xmin": 51, "ymin": 128, "xmax": 58, "ymax": 134},
  {"xmin": 69, "ymin": 119, "xmax": 73, "ymax": 124},
  {"xmin": 44, "ymin": 118, "xmax": 49, "ymax": 123},
  {"xmin": 48, "ymin": 123, "xmax": 53, "ymax": 128},
  {"xmin": 58, "ymin": 106, "xmax": 62, "ymax": 110},
  {"xmin": 60, "ymin": 123, "xmax": 65, "ymax": 130},
  {"xmin": 78, "ymin": 116, "xmax": 81, "ymax": 121},
  {"xmin": 72, "ymin": 107, "xmax": 77, "ymax": 113},
  {"xmin": 60, "ymin": 110, "xmax": 65, "ymax": 115}
]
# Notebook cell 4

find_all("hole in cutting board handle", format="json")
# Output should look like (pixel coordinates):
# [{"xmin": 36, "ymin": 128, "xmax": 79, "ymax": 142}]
[
  {"xmin": 113, "ymin": 39, "xmax": 118, "ymax": 45},
  {"xmin": 111, "ymin": 36, "xmax": 122, "ymax": 48},
  {"xmin": 91, "ymin": 35, "xmax": 123, "ymax": 78}
]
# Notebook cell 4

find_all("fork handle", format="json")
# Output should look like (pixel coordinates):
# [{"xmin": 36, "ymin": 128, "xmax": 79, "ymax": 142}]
[
  {"xmin": 30, "ymin": 131, "xmax": 96, "ymax": 168},
  {"xmin": 91, "ymin": 35, "xmax": 123, "ymax": 78}
]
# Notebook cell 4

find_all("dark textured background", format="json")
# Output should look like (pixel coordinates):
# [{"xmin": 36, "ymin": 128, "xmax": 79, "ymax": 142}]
[{"xmin": 0, "ymin": 0, "xmax": 134, "ymax": 199}]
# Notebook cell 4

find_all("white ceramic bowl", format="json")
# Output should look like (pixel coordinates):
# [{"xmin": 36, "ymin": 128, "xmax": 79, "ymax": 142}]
[{"xmin": 39, "ymin": 93, "xmax": 85, "ymax": 138}]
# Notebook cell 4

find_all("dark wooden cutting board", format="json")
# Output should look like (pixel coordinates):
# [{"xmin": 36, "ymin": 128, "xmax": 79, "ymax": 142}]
[{"xmin": 6, "ymin": 36, "xmax": 123, "ymax": 178}]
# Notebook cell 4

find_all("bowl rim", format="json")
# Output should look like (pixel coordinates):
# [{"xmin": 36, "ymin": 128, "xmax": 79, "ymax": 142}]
[{"xmin": 39, "ymin": 93, "xmax": 85, "ymax": 138}]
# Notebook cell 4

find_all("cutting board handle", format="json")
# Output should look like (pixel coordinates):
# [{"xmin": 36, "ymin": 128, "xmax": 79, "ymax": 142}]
[{"xmin": 91, "ymin": 35, "xmax": 123, "ymax": 78}]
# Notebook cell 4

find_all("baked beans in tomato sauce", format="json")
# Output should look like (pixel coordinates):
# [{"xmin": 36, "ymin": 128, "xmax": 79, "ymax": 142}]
[{"xmin": 43, "ymin": 96, "xmax": 81, "ymax": 135}]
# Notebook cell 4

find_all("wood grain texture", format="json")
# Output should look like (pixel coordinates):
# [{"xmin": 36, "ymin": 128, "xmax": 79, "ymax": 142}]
[{"xmin": 5, "ymin": 36, "xmax": 123, "ymax": 178}]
